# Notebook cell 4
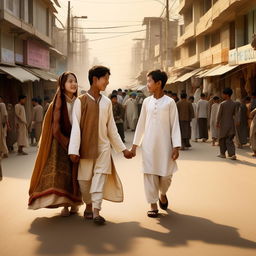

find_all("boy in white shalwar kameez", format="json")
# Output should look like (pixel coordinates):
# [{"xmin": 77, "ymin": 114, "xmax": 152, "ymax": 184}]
[
  {"xmin": 131, "ymin": 70, "xmax": 181, "ymax": 218},
  {"xmin": 69, "ymin": 66, "xmax": 133, "ymax": 225}
]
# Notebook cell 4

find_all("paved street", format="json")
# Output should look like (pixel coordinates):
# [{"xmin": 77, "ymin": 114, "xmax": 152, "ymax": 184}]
[{"xmin": 0, "ymin": 132, "xmax": 256, "ymax": 256}]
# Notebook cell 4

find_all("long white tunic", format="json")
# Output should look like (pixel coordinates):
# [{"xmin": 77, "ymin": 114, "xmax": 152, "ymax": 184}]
[
  {"xmin": 68, "ymin": 94, "xmax": 126, "ymax": 180},
  {"xmin": 133, "ymin": 95, "xmax": 181, "ymax": 177},
  {"xmin": 210, "ymin": 103, "xmax": 220, "ymax": 139},
  {"xmin": 191, "ymin": 102, "xmax": 199, "ymax": 140}
]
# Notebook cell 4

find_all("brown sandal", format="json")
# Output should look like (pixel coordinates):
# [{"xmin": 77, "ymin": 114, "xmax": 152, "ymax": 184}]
[{"xmin": 84, "ymin": 211, "xmax": 93, "ymax": 220}]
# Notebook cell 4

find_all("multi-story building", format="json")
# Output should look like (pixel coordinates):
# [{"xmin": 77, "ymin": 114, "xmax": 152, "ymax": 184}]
[
  {"xmin": 173, "ymin": 0, "xmax": 256, "ymax": 99},
  {"xmin": 0, "ymin": 0, "xmax": 62, "ymax": 120}
]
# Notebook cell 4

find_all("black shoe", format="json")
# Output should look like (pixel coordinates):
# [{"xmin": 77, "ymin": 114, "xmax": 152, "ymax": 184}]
[{"xmin": 159, "ymin": 195, "xmax": 168, "ymax": 210}]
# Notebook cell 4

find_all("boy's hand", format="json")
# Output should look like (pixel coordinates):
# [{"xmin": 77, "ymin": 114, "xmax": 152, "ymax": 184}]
[
  {"xmin": 70, "ymin": 154, "xmax": 80, "ymax": 163},
  {"xmin": 172, "ymin": 148, "xmax": 179, "ymax": 160},
  {"xmin": 123, "ymin": 149, "xmax": 133, "ymax": 159},
  {"xmin": 130, "ymin": 145, "xmax": 137, "ymax": 157}
]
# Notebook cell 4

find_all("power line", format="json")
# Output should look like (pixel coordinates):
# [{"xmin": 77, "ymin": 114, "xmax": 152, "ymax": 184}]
[
  {"xmin": 82, "ymin": 29, "xmax": 146, "ymax": 34},
  {"xmin": 89, "ymin": 30, "xmax": 145, "ymax": 42},
  {"xmin": 76, "ymin": 24, "xmax": 142, "ymax": 30}
]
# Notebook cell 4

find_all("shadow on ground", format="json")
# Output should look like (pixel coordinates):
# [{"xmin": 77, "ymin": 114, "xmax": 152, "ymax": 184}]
[{"xmin": 29, "ymin": 210, "xmax": 256, "ymax": 255}]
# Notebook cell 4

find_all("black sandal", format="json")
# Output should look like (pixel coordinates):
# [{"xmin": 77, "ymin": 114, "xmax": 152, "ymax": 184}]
[
  {"xmin": 147, "ymin": 210, "xmax": 159, "ymax": 218},
  {"xmin": 159, "ymin": 195, "xmax": 168, "ymax": 210},
  {"xmin": 93, "ymin": 215, "xmax": 106, "ymax": 225}
]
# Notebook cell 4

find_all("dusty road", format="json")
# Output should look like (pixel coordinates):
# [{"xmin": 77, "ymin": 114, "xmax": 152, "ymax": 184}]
[{"xmin": 0, "ymin": 132, "xmax": 256, "ymax": 256}]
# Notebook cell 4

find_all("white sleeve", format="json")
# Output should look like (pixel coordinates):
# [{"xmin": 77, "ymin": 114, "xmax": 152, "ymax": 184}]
[
  {"xmin": 170, "ymin": 100, "xmax": 181, "ymax": 148},
  {"xmin": 68, "ymin": 99, "xmax": 81, "ymax": 156},
  {"xmin": 133, "ymin": 99, "xmax": 147, "ymax": 146},
  {"xmin": 107, "ymin": 102, "xmax": 126, "ymax": 152}
]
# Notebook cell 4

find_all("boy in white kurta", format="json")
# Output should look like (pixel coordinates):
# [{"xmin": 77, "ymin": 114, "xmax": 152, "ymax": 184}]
[
  {"xmin": 131, "ymin": 70, "xmax": 181, "ymax": 218},
  {"xmin": 69, "ymin": 66, "xmax": 133, "ymax": 225}
]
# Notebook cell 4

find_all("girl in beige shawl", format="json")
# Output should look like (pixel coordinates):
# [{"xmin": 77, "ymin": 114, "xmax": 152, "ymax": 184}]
[{"xmin": 28, "ymin": 72, "xmax": 82, "ymax": 216}]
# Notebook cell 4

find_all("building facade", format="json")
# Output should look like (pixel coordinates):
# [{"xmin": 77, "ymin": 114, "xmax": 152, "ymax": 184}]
[{"xmin": 172, "ymin": 0, "xmax": 256, "ymax": 99}]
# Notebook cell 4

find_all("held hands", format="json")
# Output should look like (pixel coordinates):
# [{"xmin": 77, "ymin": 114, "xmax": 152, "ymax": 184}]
[
  {"xmin": 70, "ymin": 154, "xmax": 80, "ymax": 163},
  {"xmin": 172, "ymin": 147, "xmax": 179, "ymax": 161},
  {"xmin": 123, "ymin": 149, "xmax": 134, "ymax": 159}
]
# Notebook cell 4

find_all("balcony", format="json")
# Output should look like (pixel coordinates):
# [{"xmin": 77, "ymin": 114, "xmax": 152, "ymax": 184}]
[
  {"xmin": 196, "ymin": 0, "xmax": 256, "ymax": 36},
  {"xmin": 200, "ymin": 44, "xmax": 228, "ymax": 67},
  {"xmin": 178, "ymin": 0, "xmax": 194, "ymax": 14},
  {"xmin": 174, "ymin": 59, "xmax": 182, "ymax": 69},
  {"xmin": 0, "ymin": 9, "xmax": 52, "ymax": 45},
  {"xmin": 177, "ymin": 22, "xmax": 195, "ymax": 47},
  {"xmin": 196, "ymin": 8, "xmax": 213, "ymax": 36}
]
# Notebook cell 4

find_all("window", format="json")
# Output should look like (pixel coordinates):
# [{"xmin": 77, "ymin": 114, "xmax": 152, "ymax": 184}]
[
  {"xmin": 7, "ymin": 0, "xmax": 14, "ymax": 11},
  {"xmin": 175, "ymin": 49, "xmax": 181, "ymax": 60},
  {"xmin": 188, "ymin": 40, "xmax": 196, "ymax": 57},
  {"xmin": 211, "ymin": 30, "xmax": 220, "ymax": 46},
  {"xmin": 230, "ymin": 22, "xmax": 235, "ymax": 50},
  {"xmin": 179, "ymin": 25, "xmax": 184, "ymax": 36},
  {"xmin": 204, "ymin": 34, "xmax": 210, "ymax": 50},
  {"xmin": 28, "ymin": 0, "xmax": 33, "ymax": 24},
  {"xmin": 184, "ymin": 6, "xmax": 193, "ymax": 27}
]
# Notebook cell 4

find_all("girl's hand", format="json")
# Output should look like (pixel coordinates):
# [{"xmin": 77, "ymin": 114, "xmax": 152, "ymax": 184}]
[{"xmin": 70, "ymin": 154, "xmax": 80, "ymax": 163}]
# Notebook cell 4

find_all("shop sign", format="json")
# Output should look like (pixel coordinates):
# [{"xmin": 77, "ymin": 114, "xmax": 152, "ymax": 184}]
[
  {"xmin": 15, "ymin": 53, "xmax": 23, "ymax": 63},
  {"xmin": 1, "ymin": 48, "xmax": 14, "ymax": 64},
  {"xmin": 25, "ymin": 40, "xmax": 49, "ymax": 69},
  {"xmin": 229, "ymin": 44, "xmax": 256, "ymax": 65}
]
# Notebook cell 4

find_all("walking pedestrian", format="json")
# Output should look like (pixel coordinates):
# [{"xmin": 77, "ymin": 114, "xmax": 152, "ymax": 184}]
[
  {"xmin": 188, "ymin": 96, "xmax": 199, "ymax": 142},
  {"xmin": 28, "ymin": 71, "xmax": 82, "ymax": 216},
  {"xmin": 124, "ymin": 92, "xmax": 138, "ymax": 131},
  {"xmin": 6, "ymin": 103, "xmax": 16, "ymax": 152},
  {"xmin": 210, "ymin": 96, "xmax": 220, "ymax": 146},
  {"xmin": 15, "ymin": 95, "xmax": 28, "ymax": 155},
  {"xmin": 31, "ymin": 98, "xmax": 44, "ymax": 146},
  {"xmin": 217, "ymin": 88, "xmax": 237, "ymax": 160},
  {"xmin": 131, "ymin": 70, "xmax": 181, "ymax": 218},
  {"xmin": 177, "ymin": 93, "xmax": 194, "ymax": 150},
  {"xmin": 68, "ymin": 66, "xmax": 133, "ymax": 225},
  {"xmin": 111, "ymin": 94, "xmax": 125, "ymax": 142},
  {"xmin": 0, "ymin": 97, "xmax": 8, "ymax": 157},
  {"xmin": 249, "ymin": 107, "xmax": 256, "ymax": 157},
  {"xmin": 197, "ymin": 93, "xmax": 209, "ymax": 142}
]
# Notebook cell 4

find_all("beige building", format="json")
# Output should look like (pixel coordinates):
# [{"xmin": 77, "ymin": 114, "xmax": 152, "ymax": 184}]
[
  {"xmin": 0, "ymin": 0, "xmax": 62, "ymax": 121},
  {"xmin": 172, "ymin": 0, "xmax": 256, "ymax": 99}
]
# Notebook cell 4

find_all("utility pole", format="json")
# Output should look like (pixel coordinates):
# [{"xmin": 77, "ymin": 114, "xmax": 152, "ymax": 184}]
[
  {"xmin": 165, "ymin": 0, "xmax": 169, "ymax": 72},
  {"xmin": 67, "ymin": 1, "xmax": 71, "ymax": 69}
]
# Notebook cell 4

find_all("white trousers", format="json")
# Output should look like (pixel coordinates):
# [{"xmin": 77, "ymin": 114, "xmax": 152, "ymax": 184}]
[
  {"xmin": 144, "ymin": 174, "xmax": 172, "ymax": 204},
  {"xmin": 78, "ymin": 173, "xmax": 107, "ymax": 210}
]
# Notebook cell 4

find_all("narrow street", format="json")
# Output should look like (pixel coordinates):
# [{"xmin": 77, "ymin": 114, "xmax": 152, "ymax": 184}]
[{"xmin": 0, "ymin": 132, "xmax": 256, "ymax": 256}]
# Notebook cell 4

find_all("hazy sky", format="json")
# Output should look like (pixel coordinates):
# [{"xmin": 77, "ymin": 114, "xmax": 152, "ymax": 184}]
[{"xmin": 57, "ymin": 0, "xmax": 175, "ymax": 92}]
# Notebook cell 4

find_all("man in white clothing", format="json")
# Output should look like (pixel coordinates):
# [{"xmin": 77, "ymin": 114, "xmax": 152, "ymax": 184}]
[
  {"xmin": 131, "ymin": 70, "xmax": 181, "ymax": 218},
  {"xmin": 69, "ymin": 66, "xmax": 133, "ymax": 225},
  {"xmin": 197, "ymin": 93, "xmax": 209, "ymax": 142}
]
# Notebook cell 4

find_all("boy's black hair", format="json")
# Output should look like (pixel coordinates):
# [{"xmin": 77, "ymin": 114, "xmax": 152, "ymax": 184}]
[
  {"xmin": 180, "ymin": 93, "xmax": 187, "ymax": 99},
  {"xmin": 213, "ymin": 96, "xmax": 219, "ymax": 101},
  {"xmin": 147, "ymin": 69, "xmax": 168, "ymax": 89},
  {"xmin": 201, "ymin": 93, "xmax": 206, "ymax": 98},
  {"xmin": 188, "ymin": 96, "xmax": 194, "ymax": 101},
  {"xmin": 32, "ymin": 97, "xmax": 38, "ymax": 103},
  {"xmin": 19, "ymin": 95, "xmax": 26, "ymax": 101},
  {"xmin": 223, "ymin": 88, "xmax": 233, "ymax": 97},
  {"xmin": 110, "ymin": 94, "xmax": 117, "ymax": 100},
  {"xmin": 88, "ymin": 66, "xmax": 111, "ymax": 85}
]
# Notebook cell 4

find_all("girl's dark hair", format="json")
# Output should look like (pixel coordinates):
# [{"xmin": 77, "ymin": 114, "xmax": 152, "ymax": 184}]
[
  {"xmin": 147, "ymin": 70, "xmax": 168, "ymax": 89},
  {"xmin": 88, "ymin": 66, "xmax": 111, "ymax": 85},
  {"xmin": 57, "ymin": 71, "xmax": 78, "ymax": 137}
]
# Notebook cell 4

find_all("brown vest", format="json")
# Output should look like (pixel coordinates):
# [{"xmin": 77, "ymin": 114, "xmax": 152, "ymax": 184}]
[{"xmin": 79, "ymin": 94, "xmax": 99, "ymax": 159}]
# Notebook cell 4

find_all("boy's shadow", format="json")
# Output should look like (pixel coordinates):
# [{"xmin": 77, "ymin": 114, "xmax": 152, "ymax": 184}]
[{"xmin": 29, "ymin": 211, "xmax": 256, "ymax": 255}]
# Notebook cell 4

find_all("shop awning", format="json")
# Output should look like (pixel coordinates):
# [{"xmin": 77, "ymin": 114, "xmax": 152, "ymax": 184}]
[
  {"xmin": 25, "ymin": 68, "xmax": 58, "ymax": 82},
  {"xmin": 167, "ymin": 76, "xmax": 178, "ymax": 84},
  {"xmin": 175, "ymin": 68, "xmax": 203, "ymax": 83},
  {"xmin": 0, "ymin": 65, "xmax": 39, "ymax": 82},
  {"xmin": 204, "ymin": 64, "xmax": 239, "ymax": 77},
  {"xmin": 197, "ymin": 65, "xmax": 222, "ymax": 78}
]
